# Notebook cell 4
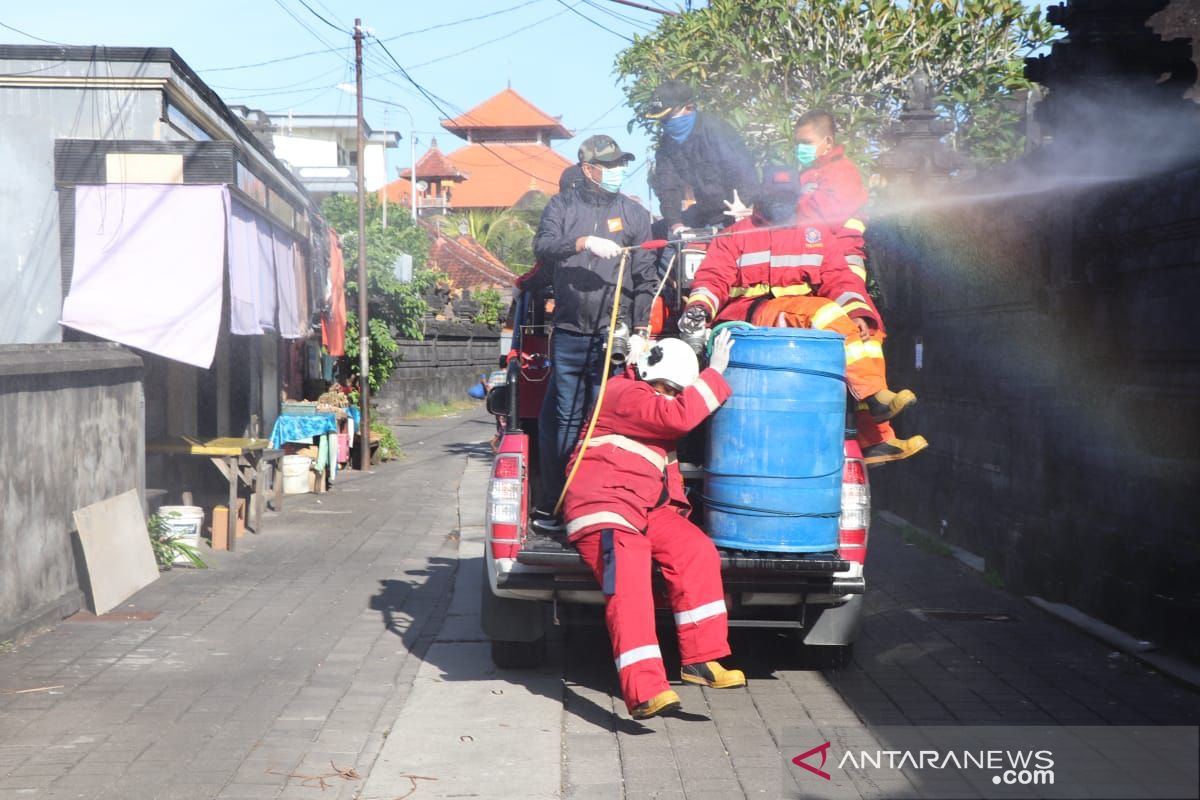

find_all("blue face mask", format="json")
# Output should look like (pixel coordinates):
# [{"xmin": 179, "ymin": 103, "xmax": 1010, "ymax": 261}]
[
  {"xmin": 662, "ymin": 111, "xmax": 696, "ymax": 143},
  {"xmin": 795, "ymin": 143, "xmax": 819, "ymax": 168},
  {"xmin": 598, "ymin": 165, "xmax": 626, "ymax": 193}
]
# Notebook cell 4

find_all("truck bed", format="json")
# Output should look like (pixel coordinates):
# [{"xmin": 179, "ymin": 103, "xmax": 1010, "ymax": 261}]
[{"xmin": 503, "ymin": 531, "xmax": 864, "ymax": 596}]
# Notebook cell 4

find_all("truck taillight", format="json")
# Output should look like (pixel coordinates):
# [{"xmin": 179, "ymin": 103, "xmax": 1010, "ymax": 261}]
[
  {"xmin": 488, "ymin": 454, "xmax": 524, "ymax": 560},
  {"xmin": 838, "ymin": 457, "xmax": 870, "ymax": 564}
]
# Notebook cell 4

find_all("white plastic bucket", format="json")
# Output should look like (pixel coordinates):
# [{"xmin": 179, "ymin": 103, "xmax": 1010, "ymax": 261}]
[
  {"xmin": 281, "ymin": 455, "xmax": 312, "ymax": 495},
  {"xmin": 158, "ymin": 505, "xmax": 203, "ymax": 564}
]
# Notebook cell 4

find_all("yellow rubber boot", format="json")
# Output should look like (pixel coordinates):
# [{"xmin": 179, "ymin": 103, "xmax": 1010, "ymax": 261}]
[
  {"xmin": 863, "ymin": 435, "xmax": 929, "ymax": 466},
  {"xmin": 680, "ymin": 661, "xmax": 747, "ymax": 689},
  {"xmin": 631, "ymin": 689, "xmax": 681, "ymax": 719},
  {"xmin": 865, "ymin": 389, "xmax": 917, "ymax": 423}
]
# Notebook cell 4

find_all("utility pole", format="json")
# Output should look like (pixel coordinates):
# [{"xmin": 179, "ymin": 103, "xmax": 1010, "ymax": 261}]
[{"xmin": 354, "ymin": 18, "xmax": 371, "ymax": 471}]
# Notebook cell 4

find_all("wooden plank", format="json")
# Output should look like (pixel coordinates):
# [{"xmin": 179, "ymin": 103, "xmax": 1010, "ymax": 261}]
[{"xmin": 73, "ymin": 490, "xmax": 160, "ymax": 616}]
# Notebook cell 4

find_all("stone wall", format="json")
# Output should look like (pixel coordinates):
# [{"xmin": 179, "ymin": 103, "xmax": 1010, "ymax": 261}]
[
  {"xmin": 0, "ymin": 343, "xmax": 144, "ymax": 642},
  {"xmin": 373, "ymin": 321, "xmax": 501, "ymax": 423},
  {"xmin": 869, "ymin": 157, "xmax": 1200, "ymax": 659}
]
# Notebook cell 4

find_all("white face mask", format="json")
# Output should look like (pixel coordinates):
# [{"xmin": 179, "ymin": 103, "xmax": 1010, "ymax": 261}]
[{"xmin": 598, "ymin": 165, "xmax": 626, "ymax": 193}]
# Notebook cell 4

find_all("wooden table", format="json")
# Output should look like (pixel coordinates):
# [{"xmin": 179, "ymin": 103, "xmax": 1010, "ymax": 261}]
[{"xmin": 146, "ymin": 437, "xmax": 282, "ymax": 551}]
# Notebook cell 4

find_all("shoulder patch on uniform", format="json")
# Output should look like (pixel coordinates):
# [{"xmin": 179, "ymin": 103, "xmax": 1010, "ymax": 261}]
[
  {"xmin": 805, "ymin": 227, "xmax": 822, "ymax": 244},
  {"xmin": 607, "ymin": 217, "xmax": 624, "ymax": 233}
]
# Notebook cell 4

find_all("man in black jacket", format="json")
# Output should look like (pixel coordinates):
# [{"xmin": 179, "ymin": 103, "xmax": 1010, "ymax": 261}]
[
  {"xmin": 646, "ymin": 80, "xmax": 758, "ymax": 234},
  {"xmin": 526, "ymin": 136, "xmax": 657, "ymax": 523}
]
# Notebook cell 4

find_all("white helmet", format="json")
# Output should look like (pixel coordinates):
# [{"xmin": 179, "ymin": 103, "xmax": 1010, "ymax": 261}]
[{"xmin": 635, "ymin": 337, "xmax": 699, "ymax": 392}]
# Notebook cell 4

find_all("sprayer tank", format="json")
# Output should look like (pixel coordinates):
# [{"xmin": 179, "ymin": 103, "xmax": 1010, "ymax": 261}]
[{"xmin": 705, "ymin": 327, "xmax": 846, "ymax": 552}]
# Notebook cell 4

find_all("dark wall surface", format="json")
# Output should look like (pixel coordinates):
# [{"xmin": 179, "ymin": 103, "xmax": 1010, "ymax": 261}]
[
  {"xmin": 869, "ymin": 157, "xmax": 1200, "ymax": 659},
  {"xmin": 0, "ymin": 343, "xmax": 144, "ymax": 642},
  {"xmin": 373, "ymin": 322, "xmax": 500, "ymax": 423}
]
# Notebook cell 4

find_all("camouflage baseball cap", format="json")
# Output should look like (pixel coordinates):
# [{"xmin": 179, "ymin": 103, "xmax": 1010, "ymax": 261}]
[{"xmin": 578, "ymin": 134, "xmax": 635, "ymax": 165}]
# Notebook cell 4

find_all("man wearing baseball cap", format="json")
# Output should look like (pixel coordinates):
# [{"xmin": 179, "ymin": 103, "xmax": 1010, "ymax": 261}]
[
  {"xmin": 644, "ymin": 79, "xmax": 758, "ymax": 234},
  {"xmin": 523, "ymin": 135, "xmax": 657, "ymax": 527}
]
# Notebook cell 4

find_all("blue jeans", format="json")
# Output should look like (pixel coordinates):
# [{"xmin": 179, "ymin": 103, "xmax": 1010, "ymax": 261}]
[{"xmin": 538, "ymin": 329, "xmax": 608, "ymax": 509}]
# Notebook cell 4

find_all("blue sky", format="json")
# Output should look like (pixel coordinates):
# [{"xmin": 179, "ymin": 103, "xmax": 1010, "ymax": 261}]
[
  {"xmin": 1, "ymin": 1, "xmax": 672, "ymax": 196},
  {"xmin": 2, "ymin": 1, "xmax": 1053, "ymax": 201}
]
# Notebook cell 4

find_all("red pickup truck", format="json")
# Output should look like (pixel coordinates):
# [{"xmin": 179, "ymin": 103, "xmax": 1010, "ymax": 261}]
[{"xmin": 480, "ymin": 241, "xmax": 870, "ymax": 670}]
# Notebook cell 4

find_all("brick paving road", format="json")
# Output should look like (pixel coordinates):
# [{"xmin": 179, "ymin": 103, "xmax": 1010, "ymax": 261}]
[
  {"xmin": 556, "ymin": 503, "xmax": 1200, "ymax": 799},
  {"xmin": 0, "ymin": 413, "xmax": 495, "ymax": 800},
  {"xmin": 4, "ymin": 409, "xmax": 1199, "ymax": 800}
]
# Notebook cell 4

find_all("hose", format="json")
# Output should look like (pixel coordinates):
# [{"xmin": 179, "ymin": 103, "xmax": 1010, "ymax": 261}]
[{"xmin": 553, "ymin": 249, "xmax": 629, "ymax": 516}]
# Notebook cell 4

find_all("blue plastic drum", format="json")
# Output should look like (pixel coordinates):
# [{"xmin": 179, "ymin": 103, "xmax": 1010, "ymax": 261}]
[{"xmin": 705, "ymin": 327, "xmax": 846, "ymax": 552}]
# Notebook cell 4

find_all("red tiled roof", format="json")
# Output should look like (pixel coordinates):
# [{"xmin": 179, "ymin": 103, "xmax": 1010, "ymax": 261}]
[
  {"xmin": 420, "ymin": 221, "xmax": 516, "ymax": 289},
  {"xmin": 400, "ymin": 141, "xmax": 466, "ymax": 181},
  {"xmin": 444, "ymin": 143, "xmax": 573, "ymax": 209},
  {"xmin": 442, "ymin": 88, "xmax": 572, "ymax": 139}
]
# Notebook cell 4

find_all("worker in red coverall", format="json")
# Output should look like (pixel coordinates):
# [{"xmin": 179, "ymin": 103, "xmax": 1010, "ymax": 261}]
[
  {"xmin": 564, "ymin": 331, "xmax": 746, "ymax": 720},
  {"xmin": 790, "ymin": 110, "xmax": 922, "ymax": 464},
  {"xmin": 681, "ymin": 166, "xmax": 926, "ymax": 465}
]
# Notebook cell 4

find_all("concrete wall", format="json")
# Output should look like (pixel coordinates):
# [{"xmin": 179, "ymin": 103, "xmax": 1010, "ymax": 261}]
[
  {"xmin": 374, "ymin": 322, "xmax": 500, "ymax": 423},
  {"xmin": 0, "ymin": 343, "xmax": 144, "ymax": 642},
  {"xmin": 869, "ymin": 159, "xmax": 1200, "ymax": 659},
  {"xmin": 0, "ymin": 81, "xmax": 164, "ymax": 343}
]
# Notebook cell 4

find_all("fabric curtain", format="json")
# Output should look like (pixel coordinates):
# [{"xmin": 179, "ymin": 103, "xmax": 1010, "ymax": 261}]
[
  {"xmin": 227, "ymin": 200, "xmax": 265, "ymax": 335},
  {"xmin": 62, "ymin": 184, "xmax": 229, "ymax": 368},
  {"xmin": 321, "ymin": 229, "xmax": 347, "ymax": 356},
  {"xmin": 273, "ymin": 228, "xmax": 304, "ymax": 339}
]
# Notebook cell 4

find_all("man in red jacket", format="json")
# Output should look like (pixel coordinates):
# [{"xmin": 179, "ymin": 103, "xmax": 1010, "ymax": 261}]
[
  {"xmin": 681, "ymin": 167, "xmax": 926, "ymax": 465},
  {"xmin": 791, "ymin": 111, "xmax": 920, "ymax": 462},
  {"xmin": 564, "ymin": 331, "xmax": 745, "ymax": 720}
]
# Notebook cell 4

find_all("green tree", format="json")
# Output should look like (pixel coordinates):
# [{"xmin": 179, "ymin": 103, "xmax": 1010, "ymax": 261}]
[
  {"xmin": 471, "ymin": 287, "xmax": 504, "ymax": 326},
  {"xmin": 616, "ymin": 0, "xmax": 1057, "ymax": 166},
  {"xmin": 435, "ymin": 194, "xmax": 549, "ymax": 275},
  {"xmin": 321, "ymin": 194, "xmax": 448, "ymax": 392}
]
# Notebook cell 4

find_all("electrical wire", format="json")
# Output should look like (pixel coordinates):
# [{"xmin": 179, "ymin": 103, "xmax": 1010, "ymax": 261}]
[
  {"xmin": 581, "ymin": 0, "xmax": 656, "ymax": 33},
  {"xmin": 197, "ymin": 1, "xmax": 544, "ymax": 73},
  {"xmin": 293, "ymin": 0, "xmax": 348, "ymax": 33},
  {"xmin": 207, "ymin": 65, "xmax": 344, "ymax": 93},
  {"xmin": 552, "ymin": 0, "xmax": 633, "ymax": 42},
  {"xmin": 368, "ymin": 35, "xmax": 560, "ymax": 185},
  {"xmin": 270, "ymin": 0, "xmax": 353, "ymax": 70},
  {"xmin": 404, "ymin": 4, "xmax": 576, "ymax": 70},
  {"xmin": 0, "ymin": 19, "xmax": 65, "ymax": 45}
]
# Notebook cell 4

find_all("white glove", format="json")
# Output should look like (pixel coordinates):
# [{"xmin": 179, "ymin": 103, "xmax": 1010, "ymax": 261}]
[
  {"xmin": 723, "ymin": 190, "xmax": 752, "ymax": 222},
  {"xmin": 583, "ymin": 235, "xmax": 622, "ymax": 259},
  {"xmin": 628, "ymin": 333, "xmax": 648, "ymax": 362},
  {"xmin": 708, "ymin": 329, "xmax": 735, "ymax": 374}
]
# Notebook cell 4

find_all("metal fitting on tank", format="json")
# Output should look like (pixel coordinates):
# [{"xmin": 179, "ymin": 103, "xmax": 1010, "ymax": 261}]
[{"xmin": 607, "ymin": 322, "xmax": 631, "ymax": 365}]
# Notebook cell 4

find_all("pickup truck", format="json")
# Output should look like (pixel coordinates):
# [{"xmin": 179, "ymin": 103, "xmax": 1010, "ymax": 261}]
[{"xmin": 480, "ymin": 239, "xmax": 870, "ymax": 670}]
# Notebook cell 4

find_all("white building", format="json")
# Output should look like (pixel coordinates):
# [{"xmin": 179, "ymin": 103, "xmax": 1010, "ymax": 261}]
[{"xmin": 269, "ymin": 113, "xmax": 399, "ymax": 198}]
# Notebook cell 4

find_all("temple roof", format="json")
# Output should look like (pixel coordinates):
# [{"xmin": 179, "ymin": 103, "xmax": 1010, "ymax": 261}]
[
  {"xmin": 443, "ymin": 143, "xmax": 573, "ymax": 209},
  {"xmin": 400, "ymin": 138, "xmax": 467, "ymax": 181},
  {"xmin": 441, "ymin": 88, "xmax": 573, "ymax": 140}
]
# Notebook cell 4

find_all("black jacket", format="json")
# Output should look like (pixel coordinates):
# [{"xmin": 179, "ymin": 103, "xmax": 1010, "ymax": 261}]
[
  {"xmin": 529, "ymin": 179, "xmax": 657, "ymax": 335},
  {"xmin": 650, "ymin": 111, "xmax": 758, "ymax": 229}
]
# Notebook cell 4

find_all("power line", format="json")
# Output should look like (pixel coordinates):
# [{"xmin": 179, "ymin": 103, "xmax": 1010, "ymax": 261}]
[
  {"xmin": 207, "ymin": 64, "xmax": 343, "ymax": 93},
  {"xmin": 552, "ymin": 0, "xmax": 633, "ymax": 42},
  {"xmin": 368, "ymin": 35, "xmax": 560, "ymax": 185},
  {"xmin": 0, "ymin": 19, "xmax": 65, "ymax": 45},
  {"xmin": 379, "ymin": 0, "xmax": 547, "ymax": 42},
  {"xmin": 269, "ymin": 0, "xmax": 353, "ymax": 69},
  {"xmin": 581, "ymin": 0, "xmax": 656, "ymax": 32},
  {"xmin": 198, "ymin": 1, "xmax": 544, "ymax": 73},
  {"xmin": 293, "ymin": 0, "xmax": 349, "ymax": 33},
  {"xmin": 404, "ymin": 3, "xmax": 576, "ymax": 70}
]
